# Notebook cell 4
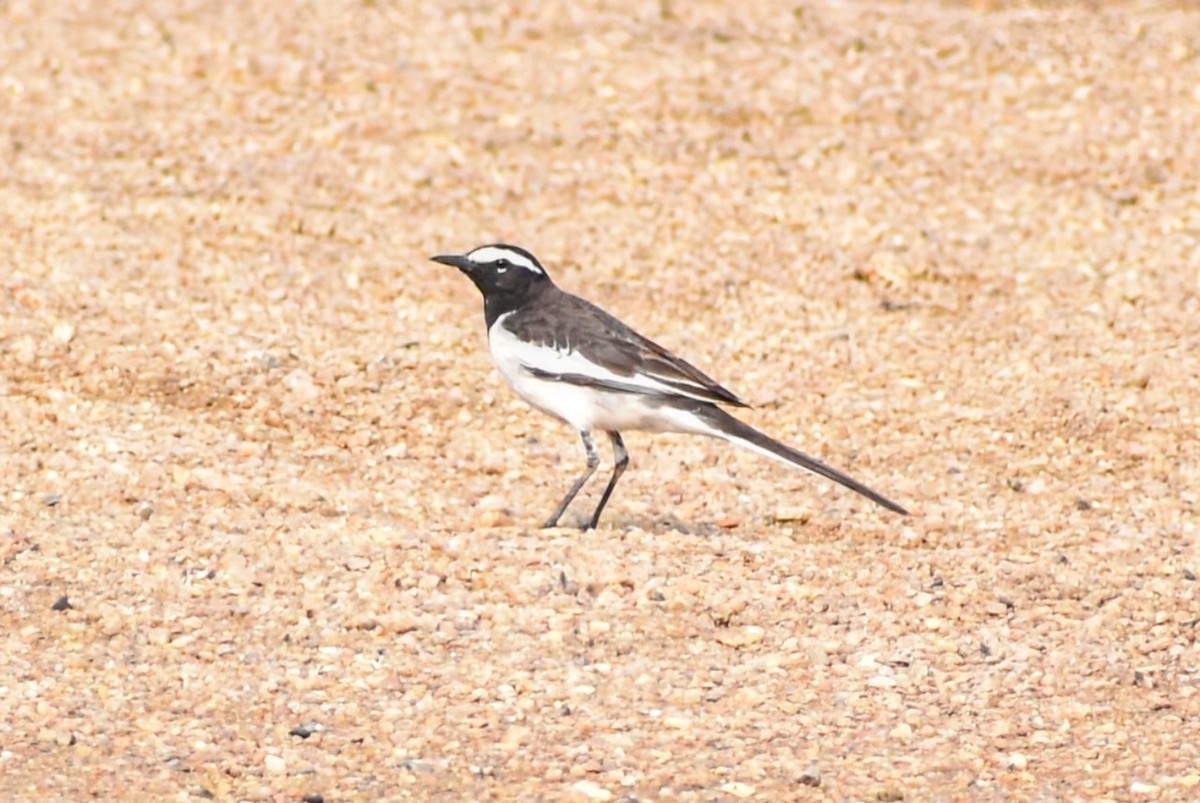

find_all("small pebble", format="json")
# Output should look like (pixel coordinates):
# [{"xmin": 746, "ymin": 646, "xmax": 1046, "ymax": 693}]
[
  {"xmin": 771, "ymin": 507, "xmax": 810, "ymax": 524},
  {"xmin": 283, "ymin": 369, "xmax": 319, "ymax": 400},
  {"xmin": 798, "ymin": 771, "xmax": 821, "ymax": 787},
  {"xmin": 720, "ymin": 782, "xmax": 755, "ymax": 798},
  {"xmin": 52, "ymin": 321, "xmax": 76, "ymax": 343},
  {"xmin": 289, "ymin": 722, "xmax": 321, "ymax": 739},
  {"xmin": 715, "ymin": 626, "xmax": 765, "ymax": 648},
  {"xmin": 569, "ymin": 780, "xmax": 612, "ymax": 801}
]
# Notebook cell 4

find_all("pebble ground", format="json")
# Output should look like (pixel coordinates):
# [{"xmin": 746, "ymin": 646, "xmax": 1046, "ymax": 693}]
[{"xmin": 2, "ymin": 1, "xmax": 1198, "ymax": 800}]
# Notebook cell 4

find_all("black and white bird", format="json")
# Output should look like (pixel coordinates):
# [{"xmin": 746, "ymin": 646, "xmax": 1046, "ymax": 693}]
[{"xmin": 434, "ymin": 243, "xmax": 908, "ymax": 529}]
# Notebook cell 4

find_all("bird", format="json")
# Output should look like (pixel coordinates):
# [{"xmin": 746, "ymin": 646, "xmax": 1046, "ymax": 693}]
[{"xmin": 433, "ymin": 243, "xmax": 908, "ymax": 529}]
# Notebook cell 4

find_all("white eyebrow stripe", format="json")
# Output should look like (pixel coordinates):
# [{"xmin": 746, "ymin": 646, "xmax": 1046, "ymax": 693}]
[{"xmin": 466, "ymin": 245, "xmax": 544, "ymax": 274}]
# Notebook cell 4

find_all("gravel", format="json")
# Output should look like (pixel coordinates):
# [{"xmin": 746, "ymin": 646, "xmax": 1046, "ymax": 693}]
[{"xmin": 1, "ymin": 0, "xmax": 1198, "ymax": 799}]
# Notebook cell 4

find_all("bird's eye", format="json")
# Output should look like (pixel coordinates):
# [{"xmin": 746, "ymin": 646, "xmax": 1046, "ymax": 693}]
[{"xmin": 495, "ymin": 259, "xmax": 509, "ymax": 268}]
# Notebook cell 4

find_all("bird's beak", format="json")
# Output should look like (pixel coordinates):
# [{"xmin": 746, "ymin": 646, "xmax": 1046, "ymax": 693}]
[{"xmin": 431, "ymin": 254, "xmax": 473, "ymax": 272}]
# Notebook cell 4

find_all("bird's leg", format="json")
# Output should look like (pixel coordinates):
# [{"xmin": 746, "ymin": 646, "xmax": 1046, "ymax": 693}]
[
  {"xmin": 586, "ymin": 432, "xmax": 629, "ymax": 530},
  {"xmin": 543, "ymin": 431, "xmax": 599, "ymax": 528}
]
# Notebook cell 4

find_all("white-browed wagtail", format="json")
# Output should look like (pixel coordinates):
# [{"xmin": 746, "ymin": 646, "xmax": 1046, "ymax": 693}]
[{"xmin": 434, "ymin": 244, "xmax": 908, "ymax": 529}]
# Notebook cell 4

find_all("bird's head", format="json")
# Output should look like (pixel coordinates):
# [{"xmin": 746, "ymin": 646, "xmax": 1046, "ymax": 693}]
[{"xmin": 432, "ymin": 243, "xmax": 551, "ymax": 297}]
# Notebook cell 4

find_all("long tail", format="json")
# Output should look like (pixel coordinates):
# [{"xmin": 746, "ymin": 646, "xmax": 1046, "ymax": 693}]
[{"xmin": 692, "ymin": 405, "xmax": 909, "ymax": 515}]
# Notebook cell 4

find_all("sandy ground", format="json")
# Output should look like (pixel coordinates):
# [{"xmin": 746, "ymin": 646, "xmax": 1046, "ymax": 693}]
[{"xmin": 2, "ymin": 0, "xmax": 1199, "ymax": 800}]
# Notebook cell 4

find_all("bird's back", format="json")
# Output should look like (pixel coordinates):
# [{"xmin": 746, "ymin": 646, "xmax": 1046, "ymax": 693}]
[{"xmin": 503, "ymin": 285, "xmax": 748, "ymax": 408}]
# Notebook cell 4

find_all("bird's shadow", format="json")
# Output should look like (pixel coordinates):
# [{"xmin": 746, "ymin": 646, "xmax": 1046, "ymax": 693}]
[{"xmin": 560, "ymin": 512, "xmax": 727, "ymax": 538}]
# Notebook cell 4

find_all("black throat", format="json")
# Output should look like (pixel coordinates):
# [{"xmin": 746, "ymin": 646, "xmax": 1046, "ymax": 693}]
[{"xmin": 479, "ymin": 275, "xmax": 553, "ymax": 330}]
